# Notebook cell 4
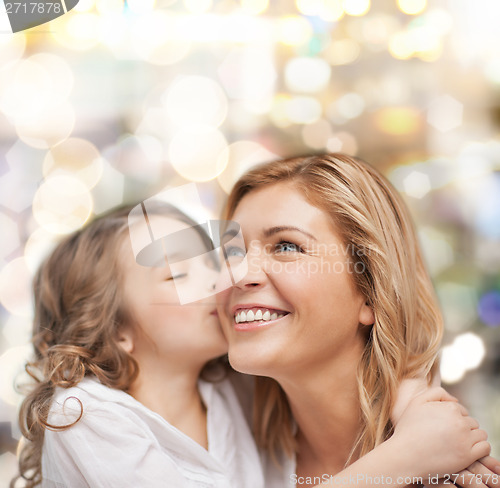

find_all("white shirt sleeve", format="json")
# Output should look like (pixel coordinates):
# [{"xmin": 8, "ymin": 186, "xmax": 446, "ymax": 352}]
[{"xmin": 42, "ymin": 397, "xmax": 188, "ymax": 488}]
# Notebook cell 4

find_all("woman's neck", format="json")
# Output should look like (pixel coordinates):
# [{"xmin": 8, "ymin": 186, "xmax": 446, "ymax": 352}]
[
  {"xmin": 278, "ymin": 352, "xmax": 363, "ymax": 477},
  {"xmin": 128, "ymin": 360, "xmax": 209, "ymax": 448}
]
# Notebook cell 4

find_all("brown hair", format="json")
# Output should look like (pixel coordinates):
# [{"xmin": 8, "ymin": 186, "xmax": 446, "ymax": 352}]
[
  {"xmin": 223, "ymin": 153, "xmax": 443, "ymax": 464},
  {"xmin": 12, "ymin": 202, "xmax": 221, "ymax": 487}
]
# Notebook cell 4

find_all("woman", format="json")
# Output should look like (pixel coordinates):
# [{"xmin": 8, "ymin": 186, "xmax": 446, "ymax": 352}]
[
  {"xmin": 216, "ymin": 153, "xmax": 499, "ymax": 486},
  {"xmin": 13, "ymin": 195, "xmax": 493, "ymax": 488}
]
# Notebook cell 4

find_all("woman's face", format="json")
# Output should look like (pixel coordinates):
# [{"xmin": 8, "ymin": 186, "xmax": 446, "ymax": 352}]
[
  {"xmin": 121, "ymin": 216, "xmax": 227, "ymax": 368},
  {"xmin": 216, "ymin": 183, "xmax": 374, "ymax": 379}
]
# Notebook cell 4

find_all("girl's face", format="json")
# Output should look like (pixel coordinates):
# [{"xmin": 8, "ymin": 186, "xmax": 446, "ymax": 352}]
[
  {"xmin": 121, "ymin": 216, "xmax": 227, "ymax": 368},
  {"xmin": 216, "ymin": 183, "xmax": 374, "ymax": 379}
]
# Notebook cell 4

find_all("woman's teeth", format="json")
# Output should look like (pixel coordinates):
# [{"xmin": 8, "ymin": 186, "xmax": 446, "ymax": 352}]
[{"xmin": 234, "ymin": 309, "xmax": 286, "ymax": 324}]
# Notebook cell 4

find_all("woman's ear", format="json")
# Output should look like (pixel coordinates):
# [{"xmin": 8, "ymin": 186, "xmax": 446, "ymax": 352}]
[
  {"xmin": 359, "ymin": 301, "xmax": 375, "ymax": 326},
  {"xmin": 117, "ymin": 326, "xmax": 134, "ymax": 354}
]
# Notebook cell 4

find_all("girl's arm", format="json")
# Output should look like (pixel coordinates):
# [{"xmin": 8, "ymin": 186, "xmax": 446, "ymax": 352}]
[{"xmin": 310, "ymin": 388, "xmax": 497, "ymax": 488}]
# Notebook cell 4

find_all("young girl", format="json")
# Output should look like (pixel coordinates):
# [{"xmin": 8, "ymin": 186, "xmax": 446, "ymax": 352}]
[{"xmin": 12, "ymin": 200, "xmax": 496, "ymax": 488}]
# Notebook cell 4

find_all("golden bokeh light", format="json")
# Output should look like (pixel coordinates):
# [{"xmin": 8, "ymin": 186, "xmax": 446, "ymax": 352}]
[
  {"xmin": 16, "ymin": 102, "xmax": 75, "ymax": 149},
  {"xmin": 184, "ymin": 0, "xmax": 213, "ymax": 14},
  {"xmin": 169, "ymin": 127, "xmax": 228, "ymax": 182},
  {"xmin": 397, "ymin": 0, "xmax": 426, "ymax": 15},
  {"xmin": 240, "ymin": 0, "xmax": 269, "ymax": 15},
  {"xmin": 24, "ymin": 227, "xmax": 60, "ymax": 275},
  {"xmin": 43, "ymin": 138, "xmax": 103, "ymax": 190},
  {"xmin": 217, "ymin": 141, "xmax": 278, "ymax": 193},
  {"xmin": 52, "ymin": 12, "xmax": 100, "ymax": 51},
  {"xmin": 32, "ymin": 175, "xmax": 93, "ymax": 234},
  {"xmin": 164, "ymin": 75, "xmax": 228, "ymax": 128},
  {"xmin": 277, "ymin": 16, "xmax": 313, "ymax": 46},
  {"xmin": 0, "ymin": 258, "xmax": 33, "ymax": 317},
  {"xmin": 285, "ymin": 57, "xmax": 331, "ymax": 93},
  {"xmin": 343, "ymin": 0, "xmax": 370, "ymax": 17},
  {"xmin": 374, "ymin": 106, "xmax": 421, "ymax": 135}
]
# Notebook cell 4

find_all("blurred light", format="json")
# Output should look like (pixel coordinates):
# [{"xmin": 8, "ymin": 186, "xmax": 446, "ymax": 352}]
[
  {"xmin": 321, "ymin": 0, "xmax": 345, "ymax": 21},
  {"xmin": 2, "ymin": 315, "xmax": 31, "ymax": 348},
  {"xmin": 397, "ymin": 0, "xmax": 426, "ymax": 15},
  {"xmin": 169, "ymin": 126, "xmax": 228, "ymax": 182},
  {"xmin": 240, "ymin": 0, "xmax": 269, "ymax": 14},
  {"xmin": 0, "ymin": 28, "xmax": 25, "ymax": 66},
  {"xmin": 130, "ymin": 11, "xmax": 192, "ymax": 66},
  {"xmin": 374, "ymin": 107, "xmax": 420, "ymax": 135},
  {"xmin": 105, "ymin": 134, "xmax": 164, "ymax": 184},
  {"xmin": 403, "ymin": 171, "xmax": 431, "ymax": 199},
  {"xmin": 184, "ymin": 0, "xmax": 212, "ymax": 14},
  {"xmin": 440, "ymin": 344, "xmax": 465, "ymax": 384},
  {"xmin": 16, "ymin": 102, "xmax": 75, "ymax": 149},
  {"xmin": 32, "ymin": 176, "xmax": 93, "ymax": 235},
  {"xmin": 296, "ymin": 0, "xmax": 325, "ymax": 16},
  {"xmin": 0, "ymin": 258, "xmax": 33, "ymax": 317},
  {"xmin": 389, "ymin": 31, "xmax": 414, "ymax": 59},
  {"xmin": 270, "ymin": 94, "xmax": 293, "ymax": 128},
  {"xmin": 441, "ymin": 333, "xmax": 486, "ymax": 384},
  {"xmin": 0, "ymin": 344, "xmax": 32, "ymax": 406},
  {"xmin": 43, "ymin": 138, "xmax": 103, "ymax": 190},
  {"xmin": 52, "ymin": 13, "xmax": 100, "ymax": 51},
  {"xmin": 286, "ymin": 96, "xmax": 322, "ymax": 125},
  {"xmin": 217, "ymin": 141, "xmax": 278, "ymax": 193},
  {"xmin": 485, "ymin": 58, "xmax": 500, "ymax": 84},
  {"xmin": 427, "ymin": 95, "xmax": 463, "ymax": 132},
  {"xmin": 0, "ymin": 212, "xmax": 20, "ymax": 262},
  {"xmin": 218, "ymin": 47, "xmax": 276, "ymax": 101},
  {"xmin": 95, "ymin": 0, "xmax": 122, "ymax": 14},
  {"xmin": 0, "ymin": 59, "xmax": 52, "ymax": 124},
  {"xmin": 277, "ymin": 16, "xmax": 313, "ymax": 46},
  {"xmin": 418, "ymin": 227, "xmax": 454, "ymax": 276},
  {"xmin": 28, "ymin": 53, "xmax": 74, "ymax": 105},
  {"xmin": 164, "ymin": 76, "xmax": 228, "ymax": 128},
  {"xmin": 74, "ymin": 0, "xmax": 95, "ymax": 11},
  {"xmin": 336, "ymin": 93, "xmax": 365, "ymax": 119},
  {"xmin": 91, "ymin": 160, "xmax": 125, "ymax": 215},
  {"xmin": 438, "ymin": 282, "xmax": 478, "ymax": 332},
  {"xmin": 344, "ymin": 0, "xmax": 370, "ymax": 16},
  {"xmin": 302, "ymin": 119, "xmax": 333, "ymax": 149},
  {"xmin": 284, "ymin": 57, "xmax": 331, "ymax": 93},
  {"xmin": 473, "ymin": 173, "xmax": 500, "ymax": 239},
  {"xmin": 1, "ymin": 143, "xmax": 43, "ymax": 213},
  {"xmin": 362, "ymin": 15, "xmax": 399, "ymax": 48},
  {"xmin": 478, "ymin": 291, "xmax": 500, "ymax": 327},
  {"xmin": 326, "ymin": 131, "xmax": 358, "ymax": 154},
  {"xmin": 24, "ymin": 227, "xmax": 59, "ymax": 274},
  {"xmin": 326, "ymin": 38, "xmax": 360, "ymax": 65},
  {"xmin": 127, "ymin": 0, "xmax": 156, "ymax": 14}
]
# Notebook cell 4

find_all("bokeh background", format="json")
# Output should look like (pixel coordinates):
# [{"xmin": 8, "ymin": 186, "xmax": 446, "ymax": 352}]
[{"xmin": 1, "ymin": 0, "xmax": 500, "ymax": 485}]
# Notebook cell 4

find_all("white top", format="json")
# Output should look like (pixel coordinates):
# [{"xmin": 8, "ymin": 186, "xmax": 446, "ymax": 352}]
[{"xmin": 41, "ymin": 377, "xmax": 264, "ymax": 488}]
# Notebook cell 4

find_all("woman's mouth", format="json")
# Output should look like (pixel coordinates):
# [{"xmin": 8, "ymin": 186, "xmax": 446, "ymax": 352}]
[{"xmin": 233, "ymin": 307, "xmax": 289, "ymax": 326}]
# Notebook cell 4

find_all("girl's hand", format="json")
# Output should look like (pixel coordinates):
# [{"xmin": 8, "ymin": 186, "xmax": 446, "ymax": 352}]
[
  {"xmin": 432, "ymin": 456, "xmax": 500, "ymax": 488},
  {"xmin": 391, "ymin": 387, "xmax": 491, "ymax": 481}
]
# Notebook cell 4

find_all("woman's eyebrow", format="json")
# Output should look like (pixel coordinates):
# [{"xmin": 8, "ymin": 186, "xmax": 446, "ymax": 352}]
[{"xmin": 263, "ymin": 226, "xmax": 317, "ymax": 241}]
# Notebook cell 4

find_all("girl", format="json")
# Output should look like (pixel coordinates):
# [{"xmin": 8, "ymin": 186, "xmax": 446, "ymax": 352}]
[
  {"xmin": 216, "ymin": 153, "xmax": 500, "ymax": 487},
  {"xmin": 12, "ymin": 197, "xmax": 495, "ymax": 488}
]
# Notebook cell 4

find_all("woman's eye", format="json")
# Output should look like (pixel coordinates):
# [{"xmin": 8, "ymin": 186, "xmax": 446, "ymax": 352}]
[
  {"xmin": 275, "ymin": 241, "xmax": 302, "ymax": 253},
  {"xmin": 224, "ymin": 246, "xmax": 246, "ymax": 259}
]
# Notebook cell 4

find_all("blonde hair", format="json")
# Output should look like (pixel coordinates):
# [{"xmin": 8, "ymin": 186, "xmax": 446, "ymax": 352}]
[
  {"xmin": 12, "ymin": 203, "xmax": 223, "ymax": 487},
  {"xmin": 223, "ymin": 153, "xmax": 443, "ymax": 464}
]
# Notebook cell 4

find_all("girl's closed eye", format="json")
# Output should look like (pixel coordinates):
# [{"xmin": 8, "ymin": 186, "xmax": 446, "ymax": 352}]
[{"xmin": 166, "ymin": 273, "xmax": 187, "ymax": 281}]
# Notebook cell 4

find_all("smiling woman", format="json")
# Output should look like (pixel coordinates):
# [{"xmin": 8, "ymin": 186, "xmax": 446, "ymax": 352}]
[{"xmin": 216, "ymin": 153, "xmax": 499, "ymax": 487}]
